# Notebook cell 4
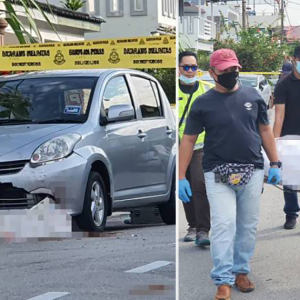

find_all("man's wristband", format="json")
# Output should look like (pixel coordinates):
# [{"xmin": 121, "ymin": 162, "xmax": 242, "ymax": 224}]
[{"xmin": 270, "ymin": 161, "xmax": 282, "ymax": 168}]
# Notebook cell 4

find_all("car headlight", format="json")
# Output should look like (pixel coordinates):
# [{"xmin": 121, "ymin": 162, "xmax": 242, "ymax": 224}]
[{"xmin": 30, "ymin": 133, "xmax": 81, "ymax": 165}]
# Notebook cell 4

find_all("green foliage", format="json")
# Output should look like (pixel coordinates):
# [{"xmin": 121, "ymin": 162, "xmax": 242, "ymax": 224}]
[
  {"xmin": 61, "ymin": 0, "xmax": 86, "ymax": 11},
  {"xmin": 142, "ymin": 69, "xmax": 176, "ymax": 104},
  {"xmin": 1, "ymin": 0, "xmax": 60, "ymax": 44},
  {"xmin": 214, "ymin": 25, "xmax": 289, "ymax": 72},
  {"xmin": 0, "ymin": 88, "xmax": 31, "ymax": 119},
  {"xmin": 197, "ymin": 51, "xmax": 210, "ymax": 71}
]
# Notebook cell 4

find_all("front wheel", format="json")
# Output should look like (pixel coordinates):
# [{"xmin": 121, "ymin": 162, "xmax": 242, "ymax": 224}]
[
  {"xmin": 74, "ymin": 171, "xmax": 108, "ymax": 232},
  {"xmin": 159, "ymin": 175, "xmax": 175, "ymax": 225}
]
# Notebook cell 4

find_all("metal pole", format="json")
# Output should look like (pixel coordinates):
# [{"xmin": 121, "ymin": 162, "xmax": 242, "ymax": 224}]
[
  {"xmin": 281, "ymin": 0, "xmax": 284, "ymax": 43},
  {"xmin": 242, "ymin": 0, "xmax": 246, "ymax": 29},
  {"xmin": 211, "ymin": 0, "xmax": 214, "ymax": 23}
]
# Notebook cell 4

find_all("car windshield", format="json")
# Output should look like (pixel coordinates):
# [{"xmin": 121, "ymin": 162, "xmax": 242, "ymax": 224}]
[
  {"xmin": 239, "ymin": 77, "xmax": 257, "ymax": 87},
  {"xmin": 0, "ymin": 77, "xmax": 97, "ymax": 124}
]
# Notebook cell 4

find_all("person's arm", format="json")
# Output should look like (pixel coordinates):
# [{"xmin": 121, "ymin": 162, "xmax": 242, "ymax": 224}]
[
  {"xmin": 259, "ymin": 124, "xmax": 279, "ymax": 162},
  {"xmin": 178, "ymin": 97, "xmax": 204, "ymax": 201},
  {"xmin": 273, "ymin": 104, "xmax": 285, "ymax": 138},
  {"xmin": 273, "ymin": 80, "xmax": 287, "ymax": 138},
  {"xmin": 179, "ymin": 134, "xmax": 198, "ymax": 180}
]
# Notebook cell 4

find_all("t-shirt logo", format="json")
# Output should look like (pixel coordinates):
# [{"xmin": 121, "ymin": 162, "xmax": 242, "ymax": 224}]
[{"xmin": 244, "ymin": 102, "xmax": 252, "ymax": 111}]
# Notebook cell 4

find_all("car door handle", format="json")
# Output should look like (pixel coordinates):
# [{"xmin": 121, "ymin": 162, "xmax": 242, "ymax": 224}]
[
  {"xmin": 166, "ymin": 127, "xmax": 173, "ymax": 135},
  {"xmin": 138, "ymin": 130, "xmax": 147, "ymax": 139}
]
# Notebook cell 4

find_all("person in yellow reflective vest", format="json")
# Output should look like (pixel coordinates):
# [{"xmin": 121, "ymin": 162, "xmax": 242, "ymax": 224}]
[{"xmin": 178, "ymin": 50, "xmax": 214, "ymax": 246}]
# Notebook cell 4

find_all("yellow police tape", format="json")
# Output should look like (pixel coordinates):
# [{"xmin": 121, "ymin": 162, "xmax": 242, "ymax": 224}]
[
  {"xmin": 240, "ymin": 72, "xmax": 280, "ymax": 75},
  {"xmin": 198, "ymin": 71, "xmax": 280, "ymax": 76},
  {"xmin": 0, "ymin": 35, "xmax": 176, "ymax": 71}
]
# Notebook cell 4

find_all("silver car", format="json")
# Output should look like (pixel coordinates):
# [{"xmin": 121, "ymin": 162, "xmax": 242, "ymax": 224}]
[
  {"xmin": 238, "ymin": 74, "xmax": 272, "ymax": 108},
  {"xmin": 0, "ymin": 69, "xmax": 176, "ymax": 232}
]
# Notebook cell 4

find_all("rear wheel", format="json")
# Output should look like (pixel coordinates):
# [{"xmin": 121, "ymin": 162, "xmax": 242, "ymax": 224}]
[
  {"xmin": 159, "ymin": 174, "xmax": 175, "ymax": 225},
  {"xmin": 75, "ymin": 171, "xmax": 108, "ymax": 232}
]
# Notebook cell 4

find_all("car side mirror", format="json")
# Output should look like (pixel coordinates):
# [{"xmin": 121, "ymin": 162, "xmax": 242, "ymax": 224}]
[
  {"xmin": 259, "ymin": 83, "xmax": 264, "ymax": 91},
  {"xmin": 107, "ymin": 104, "xmax": 135, "ymax": 123}
]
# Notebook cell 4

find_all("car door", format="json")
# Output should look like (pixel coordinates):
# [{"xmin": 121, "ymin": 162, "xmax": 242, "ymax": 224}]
[
  {"xmin": 99, "ymin": 75, "xmax": 149, "ymax": 200},
  {"xmin": 259, "ymin": 76, "xmax": 269, "ymax": 106},
  {"xmin": 263, "ymin": 76, "xmax": 272, "ymax": 106},
  {"xmin": 130, "ymin": 75, "xmax": 174, "ymax": 195}
]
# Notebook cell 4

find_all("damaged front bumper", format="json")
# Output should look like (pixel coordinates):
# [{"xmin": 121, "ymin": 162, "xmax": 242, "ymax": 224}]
[{"xmin": 0, "ymin": 152, "xmax": 90, "ymax": 215}]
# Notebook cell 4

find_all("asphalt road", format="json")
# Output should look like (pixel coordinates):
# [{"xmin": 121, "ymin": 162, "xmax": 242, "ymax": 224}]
[
  {"xmin": 0, "ymin": 214, "xmax": 175, "ymax": 300},
  {"xmin": 179, "ymin": 174, "xmax": 300, "ymax": 300}
]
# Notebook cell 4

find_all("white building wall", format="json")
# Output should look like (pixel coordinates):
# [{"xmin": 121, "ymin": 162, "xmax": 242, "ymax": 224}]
[
  {"xmin": 157, "ymin": 0, "xmax": 176, "ymax": 28},
  {"xmin": 39, "ymin": 0, "xmax": 62, "ymax": 7},
  {"xmin": 248, "ymin": 14, "xmax": 281, "ymax": 29},
  {"xmin": 2, "ymin": 2, "xmax": 101, "ymax": 45},
  {"xmin": 205, "ymin": 5, "xmax": 239, "ymax": 23},
  {"xmin": 85, "ymin": 0, "xmax": 175, "ymax": 39},
  {"xmin": 85, "ymin": 0, "xmax": 158, "ymax": 39},
  {"xmin": 179, "ymin": 16, "xmax": 215, "ymax": 52}
]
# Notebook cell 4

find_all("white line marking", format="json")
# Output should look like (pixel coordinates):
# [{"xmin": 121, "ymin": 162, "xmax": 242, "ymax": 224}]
[
  {"xmin": 26, "ymin": 292, "xmax": 70, "ymax": 300},
  {"xmin": 125, "ymin": 261, "xmax": 173, "ymax": 274}
]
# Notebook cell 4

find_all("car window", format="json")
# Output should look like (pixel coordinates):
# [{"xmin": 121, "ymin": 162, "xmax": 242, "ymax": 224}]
[
  {"xmin": 239, "ymin": 77, "xmax": 257, "ymax": 87},
  {"xmin": 102, "ymin": 76, "xmax": 135, "ymax": 118},
  {"xmin": 0, "ymin": 77, "xmax": 97, "ymax": 123},
  {"xmin": 131, "ymin": 76, "xmax": 162, "ymax": 119},
  {"xmin": 150, "ymin": 81, "xmax": 163, "ymax": 116}
]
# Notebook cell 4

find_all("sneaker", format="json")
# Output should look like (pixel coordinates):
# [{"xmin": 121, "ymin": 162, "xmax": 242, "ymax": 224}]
[
  {"xmin": 284, "ymin": 217, "xmax": 297, "ymax": 229},
  {"xmin": 195, "ymin": 231, "xmax": 210, "ymax": 246},
  {"xmin": 183, "ymin": 227, "xmax": 196, "ymax": 242}
]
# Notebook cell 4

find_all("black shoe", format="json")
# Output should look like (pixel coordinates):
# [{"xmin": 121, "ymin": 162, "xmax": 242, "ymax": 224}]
[{"xmin": 284, "ymin": 217, "xmax": 297, "ymax": 229}]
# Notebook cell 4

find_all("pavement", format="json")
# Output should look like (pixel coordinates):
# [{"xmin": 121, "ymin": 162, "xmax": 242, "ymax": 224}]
[{"xmin": 0, "ymin": 214, "xmax": 175, "ymax": 300}]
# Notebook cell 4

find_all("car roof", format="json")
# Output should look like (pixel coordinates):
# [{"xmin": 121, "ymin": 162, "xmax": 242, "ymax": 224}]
[
  {"xmin": 239, "ymin": 74, "xmax": 261, "ymax": 78},
  {"xmin": 0, "ymin": 69, "xmax": 148, "ymax": 81}
]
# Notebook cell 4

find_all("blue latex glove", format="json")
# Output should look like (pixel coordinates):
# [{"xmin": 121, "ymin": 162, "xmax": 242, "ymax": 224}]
[
  {"xmin": 267, "ymin": 167, "xmax": 281, "ymax": 185},
  {"xmin": 179, "ymin": 178, "xmax": 192, "ymax": 203}
]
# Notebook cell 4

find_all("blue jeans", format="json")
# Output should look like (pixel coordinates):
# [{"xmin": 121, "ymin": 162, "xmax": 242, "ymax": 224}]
[
  {"xmin": 204, "ymin": 169, "xmax": 264, "ymax": 286},
  {"xmin": 283, "ymin": 186, "xmax": 299, "ymax": 219}
]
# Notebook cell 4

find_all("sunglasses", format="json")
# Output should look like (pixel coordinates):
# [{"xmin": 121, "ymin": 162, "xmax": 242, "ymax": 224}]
[{"xmin": 180, "ymin": 65, "xmax": 198, "ymax": 72}]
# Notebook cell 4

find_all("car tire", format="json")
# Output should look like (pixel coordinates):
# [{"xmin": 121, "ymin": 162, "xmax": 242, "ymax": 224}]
[
  {"xmin": 74, "ymin": 171, "xmax": 108, "ymax": 232},
  {"xmin": 159, "ymin": 174, "xmax": 175, "ymax": 225}
]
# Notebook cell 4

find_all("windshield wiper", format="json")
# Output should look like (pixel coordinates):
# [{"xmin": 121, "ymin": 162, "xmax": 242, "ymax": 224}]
[
  {"xmin": 0, "ymin": 119, "xmax": 33, "ymax": 125},
  {"xmin": 35, "ymin": 118, "xmax": 83, "ymax": 124}
]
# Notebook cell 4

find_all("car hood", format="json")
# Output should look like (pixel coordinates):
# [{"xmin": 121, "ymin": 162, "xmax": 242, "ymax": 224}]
[{"xmin": 0, "ymin": 124, "xmax": 81, "ymax": 161}]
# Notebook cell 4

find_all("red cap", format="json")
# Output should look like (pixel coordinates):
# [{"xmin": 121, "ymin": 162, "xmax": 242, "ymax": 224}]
[{"xmin": 210, "ymin": 49, "xmax": 242, "ymax": 71}]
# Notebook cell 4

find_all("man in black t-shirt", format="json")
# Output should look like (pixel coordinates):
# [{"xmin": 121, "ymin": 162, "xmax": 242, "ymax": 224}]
[
  {"xmin": 273, "ymin": 46, "xmax": 300, "ymax": 230},
  {"xmin": 178, "ymin": 49, "xmax": 281, "ymax": 300}
]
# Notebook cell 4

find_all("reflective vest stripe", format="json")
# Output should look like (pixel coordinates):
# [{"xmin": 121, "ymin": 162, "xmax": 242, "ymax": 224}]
[{"xmin": 178, "ymin": 80, "xmax": 214, "ymax": 147}]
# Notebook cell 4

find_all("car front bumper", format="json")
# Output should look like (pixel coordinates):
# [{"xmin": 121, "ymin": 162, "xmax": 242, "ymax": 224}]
[{"xmin": 0, "ymin": 153, "xmax": 89, "ymax": 215}]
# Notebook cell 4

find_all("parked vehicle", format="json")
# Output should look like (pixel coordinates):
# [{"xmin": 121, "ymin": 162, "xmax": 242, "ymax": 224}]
[
  {"xmin": 199, "ymin": 74, "xmax": 272, "ymax": 108},
  {"xmin": 0, "ymin": 69, "xmax": 176, "ymax": 232},
  {"xmin": 267, "ymin": 75, "xmax": 279, "ymax": 94}
]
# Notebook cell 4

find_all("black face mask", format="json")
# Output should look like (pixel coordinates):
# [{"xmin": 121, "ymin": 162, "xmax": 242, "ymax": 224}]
[{"xmin": 214, "ymin": 71, "xmax": 239, "ymax": 90}]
